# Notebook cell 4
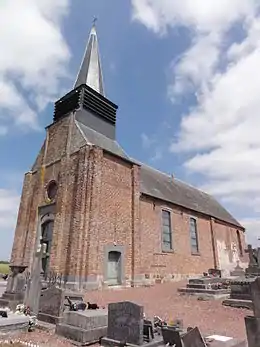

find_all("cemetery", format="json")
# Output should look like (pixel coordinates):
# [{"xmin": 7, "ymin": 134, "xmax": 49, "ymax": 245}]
[
  {"xmin": 0, "ymin": 242, "xmax": 257, "ymax": 347},
  {"xmin": 0, "ymin": 257, "xmax": 257, "ymax": 347}
]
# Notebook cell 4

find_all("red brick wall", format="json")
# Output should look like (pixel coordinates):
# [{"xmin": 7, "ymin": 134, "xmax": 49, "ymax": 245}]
[
  {"xmin": 10, "ymin": 113, "xmax": 247, "ymax": 286},
  {"xmin": 95, "ymin": 153, "xmax": 133, "ymax": 281},
  {"xmin": 139, "ymin": 195, "xmax": 246, "ymax": 281}
]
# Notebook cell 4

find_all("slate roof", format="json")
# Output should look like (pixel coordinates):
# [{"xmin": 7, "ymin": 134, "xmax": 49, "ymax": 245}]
[
  {"xmin": 74, "ymin": 118, "xmax": 242, "ymax": 228},
  {"xmin": 74, "ymin": 24, "xmax": 105, "ymax": 95},
  {"xmin": 76, "ymin": 120, "xmax": 129, "ymax": 159},
  {"xmin": 70, "ymin": 23, "xmax": 242, "ymax": 230},
  {"xmin": 139, "ymin": 164, "xmax": 243, "ymax": 229}
]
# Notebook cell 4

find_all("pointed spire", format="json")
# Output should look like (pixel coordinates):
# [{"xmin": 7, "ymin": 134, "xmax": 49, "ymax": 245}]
[{"xmin": 74, "ymin": 19, "xmax": 105, "ymax": 96}]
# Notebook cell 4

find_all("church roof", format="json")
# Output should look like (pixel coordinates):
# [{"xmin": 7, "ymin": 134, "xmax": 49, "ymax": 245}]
[
  {"xmin": 74, "ymin": 22, "xmax": 105, "ymax": 95},
  {"xmin": 69, "ymin": 22, "xmax": 242, "ymax": 230},
  {"xmin": 73, "ymin": 118, "xmax": 243, "ymax": 229},
  {"xmin": 139, "ymin": 164, "xmax": 243, "ymax": 229},
  {"xmin": 75, "ymin": 119, "xmax": 128, "ymax": 159}
]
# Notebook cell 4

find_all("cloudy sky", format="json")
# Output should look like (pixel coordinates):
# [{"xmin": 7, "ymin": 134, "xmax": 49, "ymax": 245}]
[{"xmin": 1, "ymin": 0, "xmax": 260, "ymax": 260}]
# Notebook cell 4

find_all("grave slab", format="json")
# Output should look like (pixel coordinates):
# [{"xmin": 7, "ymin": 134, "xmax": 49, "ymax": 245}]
[
  {"xmin": 37, "ymin": 286, "xmax": 84, "ymax": 324},
  {"xmin": 0, "ymin": 313, "xmax": 30, "ymax": 333},
  {"xmin": 56, "ymin": 309, "xmax": 108, "ymax": 345}
]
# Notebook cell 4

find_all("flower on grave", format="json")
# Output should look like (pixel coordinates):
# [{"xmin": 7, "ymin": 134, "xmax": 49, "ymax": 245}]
[
  {"xmin": 15, "ymin": 304, "xmax": 25, "ymax": 315},
  {"xmin": 168, "ymin": 320, "xmax": 175, "ymax": 326},
  {"xmin": 28, "ymin": 316, "xmax": 37, "ymax": 332}
]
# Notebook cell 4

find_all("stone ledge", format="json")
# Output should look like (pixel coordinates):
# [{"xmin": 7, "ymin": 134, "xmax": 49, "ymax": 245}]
[
  {"xmin": 56, "ymin": 323, "xmax": 107, "ymax": 344},
  {"xmin": 222, "ymin": 298, "xmax": 253, "ymax": 310},
  {"xmin": 101, "ymin": 336, "xmax": 164, "ymax": 347}
]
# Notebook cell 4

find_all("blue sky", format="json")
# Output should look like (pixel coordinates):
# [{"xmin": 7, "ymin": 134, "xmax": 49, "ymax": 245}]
[{"xmin": 1, "ymin": 0, "xmax": 260, "ymax": 260}]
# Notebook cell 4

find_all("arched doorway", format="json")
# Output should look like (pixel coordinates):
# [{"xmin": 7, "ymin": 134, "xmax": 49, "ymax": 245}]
[
  {"xmin": 41, "ymin": 219, "xmax": 54, "ymax": 276},
  {"xmin": 107, "ymin": 251, "xmax": 122, "ymax": 285}
]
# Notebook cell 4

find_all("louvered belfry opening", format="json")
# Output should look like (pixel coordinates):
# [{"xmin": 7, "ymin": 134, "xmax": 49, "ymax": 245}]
[{"xmin": 53, "ymin": 84, "xmax": 118, "ymax": 125}]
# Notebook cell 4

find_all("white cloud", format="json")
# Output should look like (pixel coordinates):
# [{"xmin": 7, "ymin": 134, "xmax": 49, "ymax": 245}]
[
  {"xmin": 0, "ymin": 0, "xmax": 71, "ymax": 134},
  {"xmin": 241, "ymin": 218, "xmax": 260, "ymax": 246},
  {"xmin": 131, "ymin": 0, "xmax": 260, "ymax": 242},
  {"xmin": 0, "ymin": 189, "xmax": 20, "ymax": 260}
]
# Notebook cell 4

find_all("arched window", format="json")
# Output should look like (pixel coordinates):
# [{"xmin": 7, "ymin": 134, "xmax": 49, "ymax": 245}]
[
  {"xmin": 190, "ymin": 217, "xmax": 199, "ymax": 254},
  {"xmin": 161, "ymin": 210, "xmax": 173, "ymax": 251},
  {"xmin": 236, "ymin": 230, "xmax": 243, "ymax": 256}
]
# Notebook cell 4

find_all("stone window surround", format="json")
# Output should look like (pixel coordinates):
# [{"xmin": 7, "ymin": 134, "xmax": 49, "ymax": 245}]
[
  {"xmin": 189, "ymin": 215, "xmax": 200, "ymax": 255},
  {"xmin": 103, "ymin": 245, "xmax": 125, "ymax": 285},
  {"xmin": 161, "ymin": 207, "xmax": 173, "ymax": 253}
]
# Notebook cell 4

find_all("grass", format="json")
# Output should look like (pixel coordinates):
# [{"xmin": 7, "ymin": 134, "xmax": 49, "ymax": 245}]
[{"xmin": 0, "ymin": 263, "xmax": 9, "ymax": 275}]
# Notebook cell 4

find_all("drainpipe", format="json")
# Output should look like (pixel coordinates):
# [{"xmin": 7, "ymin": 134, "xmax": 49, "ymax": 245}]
[{"xmin": 210, "ymin": 217, "xmax": 218, "ymax": 269}]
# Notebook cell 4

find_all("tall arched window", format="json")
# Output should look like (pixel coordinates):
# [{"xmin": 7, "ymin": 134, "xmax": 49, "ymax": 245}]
[
  {"xmin": 236, "ymin": 230, "xmax": 243, "ymax": 256},
  {"xmin": 190, "ymin": 217, "xmax": 199, "ymax": 254}
]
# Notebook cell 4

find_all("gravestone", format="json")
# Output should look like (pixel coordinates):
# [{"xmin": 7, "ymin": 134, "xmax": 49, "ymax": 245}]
[
  {"xmin": 56, "ymin": 309, "xmax": 108, "ymax": 344},
  {"xmin": 178, "ymin": 277, "xmax": 230, "ymax": 300},
  {"xmin": 107, "ymin": 301, "xmax": 143, "ymax": 345},
  {"xmin": 102, "ymin": 301, "xmax": 164, "ymax": 347},
  {"xmin": 25, "ymin": 242, "xmax": 45, "ymax": 315},
  {"xmin": 230, "ymin": 262, "xmax": 245, "ymax": 277},
  {"xmin": 245, "ymin": 245, "xmax": 260, "ymax": 276},
  {"xmin": 0, "ymin": 266, "xmax": 27, "ymax": 311},
  {"xmin": 182, "ymin": 327, "xmax": 207, "ymax": 347},
  {"xmin": 37, "ymin": 286, "xmax": 85, "ymax": 324},
  {"xmin": 245, "ymin": 277, "xmax": 260, "ymax": 347},
  {"xmin": 161, "ymin": 327, "xmax": 183, "ymax": 347}
]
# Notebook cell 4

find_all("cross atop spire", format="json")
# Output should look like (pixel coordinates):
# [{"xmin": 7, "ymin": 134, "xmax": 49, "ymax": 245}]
[
  {"xmin": 92, "ymin": 16, "xmax": 97, "ymax": 26},
  {"xmin": 74, "ymin": 21, "xmax": 105, "ymax": 96}
]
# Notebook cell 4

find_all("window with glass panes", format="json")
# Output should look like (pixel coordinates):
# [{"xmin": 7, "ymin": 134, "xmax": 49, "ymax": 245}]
[
  {"xmin": 162, "ymin": 210, "xmax": 172, "ymax": 251},
  {"xmin": 190, "ymin": 217, "xmax": 199, "ymax": 253}
]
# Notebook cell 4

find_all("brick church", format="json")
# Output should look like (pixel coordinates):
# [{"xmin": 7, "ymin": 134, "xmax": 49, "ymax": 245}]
[{"xmin": 10, "ymin": 23, "xmax": 247, "ymax": 289}]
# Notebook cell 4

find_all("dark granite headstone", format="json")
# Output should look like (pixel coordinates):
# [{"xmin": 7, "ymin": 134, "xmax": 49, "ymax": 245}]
[
  {"xmin": 161, "ymin": 327, "xmax": 183, "ymax": 347},
  {"xmin": 250, "ymin": 277, "xmax": 260, "ymax": 317},
  {"xmin": 107, "ymin": 301, "xmax": 144, "ymax": 345},
  {"xmin": 143, "ymin": 319, "xmax": 154, "ymax": 342},
  {"xmin": 39, "ymin": 286, "xmax": 64, "ymax": 318},
  {"xmin": 245, "ymin": 316, "xmax": 260, "ymax": 347},
  {"xmin": 182, "ymin": 327, "xmax": 207, "ymax": 347}
]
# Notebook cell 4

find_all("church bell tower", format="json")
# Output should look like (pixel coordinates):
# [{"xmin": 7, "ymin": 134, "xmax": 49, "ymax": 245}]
[{"xmin": 53, "ymin": 21, "xmax": 118, "ymax": 140}]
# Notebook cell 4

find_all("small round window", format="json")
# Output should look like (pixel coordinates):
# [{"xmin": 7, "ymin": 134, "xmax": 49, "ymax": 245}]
[{"xmin": 46, "ymin": 180, "xmax": 58, "ymax": 201}]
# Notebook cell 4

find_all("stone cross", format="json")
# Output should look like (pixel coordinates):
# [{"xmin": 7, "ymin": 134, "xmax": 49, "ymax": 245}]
[
  {"xmin": 245, "ymin": 245, "xmax": 257, "ymax": 267},
  {"xmin": 25, "ymin": 242, "xmax": 46, "ymax": 315}
]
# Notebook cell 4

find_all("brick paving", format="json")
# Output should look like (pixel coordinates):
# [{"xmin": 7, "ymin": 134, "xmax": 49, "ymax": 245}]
[{"xmin": 14, "ymin": 281, "xmax": 249, "ymax": 346}]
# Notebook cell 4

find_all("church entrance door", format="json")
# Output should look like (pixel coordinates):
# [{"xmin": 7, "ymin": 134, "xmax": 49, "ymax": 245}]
[
  {"xmin": 41, "ymin": 220, "xmax": 54, "ymax": 276},
  {"xmin": 107, "ymin": 251, "xmax": 121, "ymax": 285}
]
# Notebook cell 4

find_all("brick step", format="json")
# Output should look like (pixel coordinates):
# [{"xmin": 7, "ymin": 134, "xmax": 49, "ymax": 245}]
[
  {"xmin": 56, "ymin": 323, "xmax": 107, "ymax": 344},
  {"xmin": 178, "ymin": 287, "xmax": 230, "ymax": 295}
]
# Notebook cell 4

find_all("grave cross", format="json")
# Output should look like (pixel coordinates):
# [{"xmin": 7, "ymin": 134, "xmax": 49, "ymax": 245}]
[
  {"xmin": 25, "ymin": 242, "xmax": 46, "ymax": 315},
  {"xmin": 245, "ymin": 244, "xmax": 258, "ymax": 267}
]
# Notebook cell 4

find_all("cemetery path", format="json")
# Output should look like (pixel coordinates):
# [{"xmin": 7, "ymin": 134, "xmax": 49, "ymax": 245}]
[{"xmin": 85, "ymin": 281, "xmax": 248, "ymax": 340}]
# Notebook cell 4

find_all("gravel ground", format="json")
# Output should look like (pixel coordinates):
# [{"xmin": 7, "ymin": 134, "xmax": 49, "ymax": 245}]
[{"xmin": 13, "ymin": 281, "xmax": 250, "ymax": 346}]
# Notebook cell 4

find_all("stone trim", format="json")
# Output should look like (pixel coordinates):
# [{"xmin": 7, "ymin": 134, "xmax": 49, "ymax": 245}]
[{"xmin": 103, "ymin": 245, "xmax": 125, "ymax": 285}]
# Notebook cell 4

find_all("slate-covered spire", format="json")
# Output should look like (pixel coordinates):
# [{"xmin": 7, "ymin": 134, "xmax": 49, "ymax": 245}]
[{"xmin": 74, "ymin": 20, "xmax": 105, "ymax": 96}]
